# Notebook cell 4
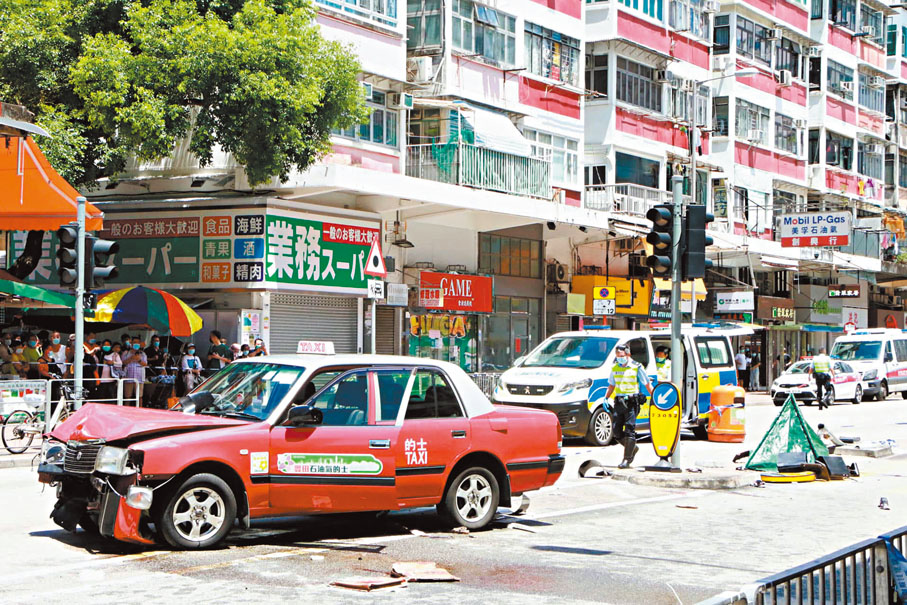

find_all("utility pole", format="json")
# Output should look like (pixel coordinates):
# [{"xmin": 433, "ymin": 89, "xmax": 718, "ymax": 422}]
[
  {"xmin": 670, "ymin": 175, "xmax": 684, "ymax": 467},
  {"xmin": 73, "ymin": 196, "xmax": 86, "ymax": 408}
]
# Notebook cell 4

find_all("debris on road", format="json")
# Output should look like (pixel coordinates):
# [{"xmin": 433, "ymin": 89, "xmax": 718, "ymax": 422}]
[
  {"xmin": 578, "ymin": 459, "xmax": 611, "ymax": 478},
  {"xmin": 685, "ymin": 467, "xmax": 703, "ymax": 474},
  {"xmin": 675, "ymin": 505, "xmax": 698, "ymax": 510},
  {"xmin": 331, "ymin": 577, "xmax": 406, "ymax": 591},
  {"xmin": 391, "ymin": 562, "xmax": 460, "ymax": 582},
  {"xmin": 311, "ymin": 555, "xmax": 325, "ymax": 561},
  {"xmin": 508, "ymin": 523, "xmax": 538, "ymax": 534},
  {"xmin": 732, "ymin": 450, "xmax": 751, "ymax": 463},
  {"xmin": 752, "ymin": 480, "xmax": 766, "ymax": 488},
  {"xmin": 880, "ymin": 497, "xmax": 890, "ymax": 511},
  {"xmin": 452, "ymin": 526, "xmax": 469, "ymax": 535}
]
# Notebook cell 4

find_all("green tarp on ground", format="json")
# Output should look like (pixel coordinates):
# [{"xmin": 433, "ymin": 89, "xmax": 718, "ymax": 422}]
[{"xmin": 744, "ymin": 395, "xmax": 829, "ymax": 472}]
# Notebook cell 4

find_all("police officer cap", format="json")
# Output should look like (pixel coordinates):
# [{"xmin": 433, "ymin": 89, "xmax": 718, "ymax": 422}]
[
  {"xmin": 615, "ymin": 344, "xmax": 629, "ymax": 353},
  {"xmin": 656, "ymin": 346, "xmax": 669, "ymax": 355}
]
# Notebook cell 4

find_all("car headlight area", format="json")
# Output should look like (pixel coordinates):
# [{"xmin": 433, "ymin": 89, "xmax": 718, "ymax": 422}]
[
  {"xmin": 94, "ymin": 446, "xmax": 134, "ymax": 475},
  {"xmin": 558, "ymin": 378, "xmax": 592, "ymax": 393},
  {"xmin": 41, "ymin": 440, "xmax": 65, "ymax": 466}
]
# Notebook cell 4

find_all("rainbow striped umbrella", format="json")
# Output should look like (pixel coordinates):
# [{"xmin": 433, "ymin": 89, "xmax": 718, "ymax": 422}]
[{"xmin": 89, "ymin": 286, "xmax": 203, "ymax": 336}]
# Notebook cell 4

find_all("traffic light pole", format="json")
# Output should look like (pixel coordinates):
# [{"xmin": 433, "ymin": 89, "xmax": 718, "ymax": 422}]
[
  {"xmin": 73, "ymin": 196, "xmax": 86, "ymax": 408},
  {"xmin": 670, "ymin": 175, "xmax": 684, "ymax": 468}
]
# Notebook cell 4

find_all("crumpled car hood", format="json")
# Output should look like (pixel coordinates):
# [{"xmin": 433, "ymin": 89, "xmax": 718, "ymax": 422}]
[{"xmin": 50, "ymin": 403, "xmax": 246, "ymax": 443}]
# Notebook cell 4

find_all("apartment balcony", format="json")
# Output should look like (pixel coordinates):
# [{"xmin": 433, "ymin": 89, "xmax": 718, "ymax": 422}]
[
  {"xmin": 406, "ymin": 143, "xmax": 551, "ymax": 199},
  {"xmin": 584, "ymin": 183, "xmax": 689, "ymax": 217}
]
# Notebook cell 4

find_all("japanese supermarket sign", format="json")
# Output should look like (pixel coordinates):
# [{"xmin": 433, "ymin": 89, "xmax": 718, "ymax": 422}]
[
  {"xmin": 7, "ymin": 208, "xmax": 379, "ymax": 295},
  {"xmin": 778, "ymin": 212, "xmax": 852, "ymax": 248}
]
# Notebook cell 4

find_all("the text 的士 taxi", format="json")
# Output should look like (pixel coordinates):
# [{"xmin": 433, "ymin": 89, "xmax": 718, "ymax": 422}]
[{"xmin": 38, "ymin": 355, "xmax": 564, "ymax": 549}]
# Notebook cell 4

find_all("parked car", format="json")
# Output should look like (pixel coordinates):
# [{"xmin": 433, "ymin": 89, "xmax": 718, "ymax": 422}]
[
  {"xmin": 830, "ymin": 329, "xmax": 907, "ymax": 401},
  {"xmin": 38, "ymin": 355, "xmax": 564, "ymax": 549},
  {"xmin": 770, "ymin": 360, "xmax": 863, "ymax": 406}
]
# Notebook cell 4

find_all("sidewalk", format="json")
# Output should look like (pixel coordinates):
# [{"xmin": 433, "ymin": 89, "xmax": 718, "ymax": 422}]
[{"xmin": 0, "ymin": 449, "xmax": 38, "ymax": 469}]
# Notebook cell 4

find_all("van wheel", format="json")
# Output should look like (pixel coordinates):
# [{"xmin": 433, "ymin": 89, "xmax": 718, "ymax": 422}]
[
  {"xmin": 438, "ymin": 467, "xmax": 499, "ymax": 530},
  {"xmin": 877, "ymin": 381, "xmax": 888, "ymax": 401},
  {"xmin": 585, "ymin": 408, "xmax": 614, "ymax": 446},
  {"xmin": 852, "ymin": 385, "xmax": 862, "ymax": 405},
  {"xmin": 158, "ymin": 473, "xmax": 236, "ymax": 549}
]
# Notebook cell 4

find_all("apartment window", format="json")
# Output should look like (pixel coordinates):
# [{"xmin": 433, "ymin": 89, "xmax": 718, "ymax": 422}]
[
  {"xmin": 713, "ymin": 97, "xmax": 729, "ymax": 135},
  {"xmin": 407, "ymin": 0, "xmax": 441, "ymax": 49},
  {"xmin": 829, "ymin": 0, "xmax": 856, "ymax": 30},
  {"xmin": 317, "ymin": 0, "xmax": 397, "ymax": 27},
  {"xmin": 860, "ymin": 5, "xmax": 884, "ymax": 46},
  {"xmin": 775, "ymin": 113, "xmax": 799, "ymax": 155},
  {"xmin": 776, "ymin": 39, "xmax": 801, "ymax": 79},
  {"xmin": 525, "ymin": 23, "xmax": 581, "ymax": 87},
  {"xmin": 668, "ymin": 84, "xmax": 709, "ymax": 124},
  {"xmin": 585, "ymin": 54, "xmax": 608, "ymax": 96},
  {"xmin": 713, "ymin": 15, "xmax": 730, "ymax": 54},
  {"xmin": 586, "ymin": 165, "xmax": 607, "ymax": 185},
  {"xmin": 479, "ymin": 234, "xmax": 542, "ymax": 278},
  {"xmin": 452, "ymin": 0, "xmax": 475, "ymax": 52},
  {"xmin": 669, "ymin": 0, "xmax": 710, "ymax": 40},
  {"xmin": 736, "ymin": 17, "xmax": 772, "ymax": 65},
  {"xmin": 858, "ymin": 73, "xmax": 885, "ymax": 113},
  {"xmin": 826, "ymin": 131, "xmax": 853, "ymax": 169},
  {"xmin": 735, "ymin": 99, "xmax": 770, "ymax": 145},
  {"xmin": 899, "ymin": 154, "xmax": 907, "ymax": 187},
  {"xmin": 808, "ymin": 129, "xmax": 820, "ymax": 163},
  {"xmin": 774, "ymin": 189, "xmax": 802, "ymax": 213},
  {"xmin": 333, "ymin": 90, "xmax": 399, "ymax": 148},
  {"xmin": 453, "ymin": 0, "xmax": 516, "ymax": 65},
  {"xmin": 524, "ymin": 129, "xmax": 579, "ymax": 185},
  {"xmin": 616, "ymin": 57, "xmax": 663, "ymax": 113},
  {"xmin": 903, "ymin": 26, "xmax": 907, "ymax": 58},
  {"xmin": 811, "ymin": 0, "xmax": 823, "ymax": 19},
  {"xmin": 887, "ymin": 23, "xmax": 896, "ymax": 56},
  {"xmin": 857, "ymin": 141, "xmax": 883, "ymax": 179},
  {"xmin": 619, "ymin": 0, "xmax": 662, "ymax": 20},
  {"xmin": 827, "ymin": 60, "xmax": 854, "ymax": 101},
  {"xmin": 616, "ymin": 152, "xmax": 659, "ymax": 189},
  {"xmin": 408, "ymin": 108, "xmax": 442, "ymax": 144}
]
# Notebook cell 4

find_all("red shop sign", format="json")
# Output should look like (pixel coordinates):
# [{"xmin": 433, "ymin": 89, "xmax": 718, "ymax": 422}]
[{"xmin": 419, "ymin": 272, "xmax": 493, "ymax": 313}]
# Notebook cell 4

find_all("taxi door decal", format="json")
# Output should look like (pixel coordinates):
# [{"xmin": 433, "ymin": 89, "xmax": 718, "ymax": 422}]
[{"xmin": 276, "ymin": 453, "xmax": 383, "ymax": 475}]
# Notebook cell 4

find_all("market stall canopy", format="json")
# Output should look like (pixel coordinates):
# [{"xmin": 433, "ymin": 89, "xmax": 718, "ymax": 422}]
[
  {"xmin": 653, "ymin": 277, "xmax": 707, "ymax": 301},
  {"xmin": 0, "ymin": 137, "xmax": 103, "ymax": 230},
  {"xmin": 0, "ymin": 278, "xmax": 76, "ymax": 308},
  {"xmin": 89, "ymin": 286, "xmax": 203, "ymax": 337}
]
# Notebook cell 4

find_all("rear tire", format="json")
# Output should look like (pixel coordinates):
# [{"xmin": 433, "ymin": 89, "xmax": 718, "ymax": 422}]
[
  {"xmin": 852, "ymin": 385, "xmax": 862, "ymax": 406},
  {"xmin": 439, "ymin": 467, "xmax": 499, "ymax": 530},
  {"xmin": 585, "ymin": 407, "xmax": 615, "ymax": 446},
  {"xmin": 877, "ymin": 381, "xmax": 888, "ymax": 401},
  {"xmin": 2, "ymin": 410, "xmax": 36, "ymax": 454},
  {"xmin": 823, "ymin": 385, "xmax": 835, "ymax": 407}
]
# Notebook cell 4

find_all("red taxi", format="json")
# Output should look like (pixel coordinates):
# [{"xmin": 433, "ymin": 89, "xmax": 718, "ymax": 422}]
[{"xmin": 38, "ymin": 355, "xmax": 564, "ymax": 549}]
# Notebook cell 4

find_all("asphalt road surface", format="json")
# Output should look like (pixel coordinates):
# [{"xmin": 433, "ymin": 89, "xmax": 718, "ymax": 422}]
[{"xmin": 1, "ymin": 394, "xmax": 905, "ymax": 604}]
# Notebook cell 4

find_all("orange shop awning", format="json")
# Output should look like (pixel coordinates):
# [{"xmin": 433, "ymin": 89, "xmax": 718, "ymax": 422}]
[{"xmin": 0, "ymin": 136, "xmax": 103, "ymax": 230}]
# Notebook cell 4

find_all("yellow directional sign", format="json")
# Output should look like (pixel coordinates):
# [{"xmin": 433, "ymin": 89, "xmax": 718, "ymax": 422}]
[{"xmin": 592, "ymin": 286, "xmax": 616, "ymax": 300}]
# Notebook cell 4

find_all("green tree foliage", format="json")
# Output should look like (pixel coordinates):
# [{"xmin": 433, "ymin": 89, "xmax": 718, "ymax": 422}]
[{"xmin": 0, "ymin": 0, "xmax": 366, "ymax": 187}]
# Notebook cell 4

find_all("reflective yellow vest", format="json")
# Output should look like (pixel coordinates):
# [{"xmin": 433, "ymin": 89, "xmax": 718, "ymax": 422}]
[
  {"xmin": 813, "ymin": 354, "xmax": 831, "ymax": 373},
  {"xmin": 656, "ymin": 359, "xmax": 671, "ymax": 381},
  {"xmin": 610, "ymin": 362, "xmax": 642, "ymax": 395}
]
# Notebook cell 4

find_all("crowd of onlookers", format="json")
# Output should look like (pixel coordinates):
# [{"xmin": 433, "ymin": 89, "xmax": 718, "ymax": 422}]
[{"xmin": 0, "ymin": 329, "xmax": 268, "ymax": 407}]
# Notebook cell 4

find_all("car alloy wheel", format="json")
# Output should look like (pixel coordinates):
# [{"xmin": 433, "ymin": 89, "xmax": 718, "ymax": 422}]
[
  {"xmin": 585, "ymin": 407, "xmax": 614, "ymax": 446},
  {"xmin": 439, "ymin": 466, "xmax": 499, "ymax": 530},
  {"xmin": 172, "ymin": 487, "xmax": 226, "ymax": 542},
  {"xmin": 455, "ymin": 473, "xmax": 493, "ymax": 523},
  {"xmin": 853, "ymin": 385, "xmax": 862, "ymax": 405},
  {"xmin": 159, "ymin": 473, "xmax": 236, "ymax": 549}
]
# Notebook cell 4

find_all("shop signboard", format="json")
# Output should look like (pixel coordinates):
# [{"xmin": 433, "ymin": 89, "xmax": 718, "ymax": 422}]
[
  {"xmin": 756, "ymin": 295, "xmax": 795, "ymax": 322},
  {"xmin": 593, "ymin": 299, "xmax": 616, "ymax": 315},
  {"xmin": 842, "ymin": 307, "xmax": 868, "ymax": 330},
  {"xmin": 7, "ymin": 207, "xmax": 379, "ymax": 296},
  {"xmin": 828, "ymin": 285, "xmax": 861, "ymax": 298},
  {"xmin": 385, "ymin": 283, "xmax": 408, "ymax": 307},
  {"xmin": 419, "ymin": 272, "xmax": 493, "ymax": 313},
  {"xmin": 408, "ymin": 314, "xmax": 477, "ymax": 371},
  {"xmin": 714, "ymin": 291, "xmax": 755, "ymax": 312},
  {"xmin": 715, "ymin": 312, "xmax": 754, "ymax": 323},
  {"xmin": 239, "ymin": 309, "xmax": 262, "ymax": 347},
  {"xmin": 778, "ymin": 211, "xmax": 852, "ymax": 247}
]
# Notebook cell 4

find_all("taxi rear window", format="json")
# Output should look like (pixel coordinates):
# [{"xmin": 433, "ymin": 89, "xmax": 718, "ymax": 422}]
[{"xmin": 695, "ymin": 337, "xmax": 731, "ymax": 368}]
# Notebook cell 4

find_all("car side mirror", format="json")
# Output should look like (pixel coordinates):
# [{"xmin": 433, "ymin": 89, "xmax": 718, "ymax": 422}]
[
  {"xmin": 179, "ymin": 391, "xmax": 214, "ymax": 414},
  {"xmin": 287, "ymin": 404, "xmax": 323, "ymax": 427},
  {"xmin": 513, "ymin": 356, "xmax": 527, "ymax": 367},
  {"xmin": 885, "ymin": 352, "xmax": 894, "ymax": 363}
]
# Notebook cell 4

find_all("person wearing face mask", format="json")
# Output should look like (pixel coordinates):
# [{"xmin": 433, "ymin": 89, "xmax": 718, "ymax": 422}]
[
  {"xmin": 180, "ymin": 344, "xmax": 203, "ymax": 393},
  {"xmin": 121, "ymin": 336, "xmax": 148, "ymax": 406},
  {"xmin": 0, "ymin": 333, "xmax": 15, "ymax": 377},
  {"xmin": 604, "ymin": 344, "xmax": 654, "ymax": 469},
  {"xmin": 22, "ymin": 334, "xmax": 42, "ymax": 379},
  {"xmin": 655, "ymin": 346, "xmax": 671, "ymax": 383},
  {"xmin": 11, "ymin": 338, "xmax": 29, "ymax": 378},
  {"xmin": 99, "ymin": 339, "xmax": 122, "ymax": 402},
  {"xmin": 240, "ymin": 344, "xmax": 251, "ymax": 357},
  {"xmin": 145, "ymin": 336, "xmax": 169, "ymax": 408},
  {"xmin": 46, "ymin": 331, "xmax": 69, "ymax": 377},
  {"xmin": 247, "ymin": 338, "xmax": 268, "ymax": 357}
]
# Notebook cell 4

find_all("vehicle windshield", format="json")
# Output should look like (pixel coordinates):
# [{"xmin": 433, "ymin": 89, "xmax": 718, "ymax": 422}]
[
  {"xmin": 786, "ymin": 362, "xmax": 812, "ymax": 375},
  {"xmin": 831, "ymin": 341, "xmax": 882, "ymax": 362},
  {"xmin": 185, "ymin": 362, "xmax": 306, "ymax": 421},
  {"xmin": 521, "ymin": 337, "xmax": 618, "ymax": 369}
]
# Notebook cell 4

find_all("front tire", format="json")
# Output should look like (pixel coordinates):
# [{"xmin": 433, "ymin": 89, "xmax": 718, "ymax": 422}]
[
  {"xmin": 439, "ymin": 467, "xmax": 499, "ymax": 530},
  {"xmin": 158, "ymin": 473, "xmax": 236, "ymax": 549},
  {"xmin": 877, "ymin": 380, "xmax": 888, "ymax": 401},
  {"xmin": 585, "ymin": 407, "xmax": 615, "ymax": 446},
  {"xmin": 852, "ymin": 385, "xmax": 862, "ymax": 406}
]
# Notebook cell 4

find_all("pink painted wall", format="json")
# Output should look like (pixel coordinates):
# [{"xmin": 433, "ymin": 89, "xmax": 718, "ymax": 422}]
[
  {"xmin": 518, "ymin": 76, "xmax": 581, "ymax": 119},
  {"xmin": 564, "ymin": 189, "xmax": 581, "ymax": 207},
  {"xmin": 617, "ymin": 10, "xmax": 669, "ymax": 55},
  {"xmin": 827, "ymin": 97, "xmax": 857, "ymax": 124},
  {"xmin": 858, "ymin": 111, "xmax": 885, "ymax": 136},
  {"xmin": 529, "ymin": 0, "xmax": 582, "ymax": 19},
  {"xmin": 734, "ymin": 142, "xmax": 806, "ymax": 180},
  {"xmin": 828, "ymin": 24, "xmax": 857, "ymax": 53},
  {"xmin": 616, "ymin": 108, "xmax": 688, "ymax": 149},
  {"xmin": 669, "ymin": 32, "xmax": 709, "ymax": 70},
  {"xmin": 826, "ymin": 168, "xmax": 883, "ymax": 200},
  {"xmin": 902, "ymin": 61, "xmax": 907, "ymax": 80},
  {"xmin": 325, "ymin": 144, "xmax": 400, "ymax": 173},
  {"xmin": 736, "ymin": 63, "xmax": 807, "ymax": 105},
  {"xmin": 859, "ymin": 41, "xmax": 885, "ymax": 69},
  {"xmin": 738, "ymin": 0, "xmax": 807, "ymax": 30}
]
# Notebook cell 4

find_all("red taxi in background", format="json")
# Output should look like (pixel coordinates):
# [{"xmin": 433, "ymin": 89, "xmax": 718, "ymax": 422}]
[{"xmin": 38, "ymin": 355, "xmax": 564, "ymax": 549}]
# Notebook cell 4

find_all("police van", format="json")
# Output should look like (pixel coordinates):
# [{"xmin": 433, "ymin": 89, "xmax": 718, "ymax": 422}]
[
  {"xmin": 490, "ymin": 326, "xmax": 744, "ymax": 446},
  {"xmin": 830, "ymin": 328, "xmax": 907, "ymax": 400}
]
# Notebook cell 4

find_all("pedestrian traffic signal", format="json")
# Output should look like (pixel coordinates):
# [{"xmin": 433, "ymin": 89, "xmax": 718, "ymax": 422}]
[
  {"xmin": 682, "ymin": 205, "xmax": 714, "ymax": 280},
  {"xmin": 56, "ymin": 224, "xmax": 79, "ymax": 288},
  {"xmin": 645, "ymin": 205, "xmax": 675, "ymax": 277},
  {"xmin": 86, "ymin": 236, "xmax": 119, "ymax": 288}
]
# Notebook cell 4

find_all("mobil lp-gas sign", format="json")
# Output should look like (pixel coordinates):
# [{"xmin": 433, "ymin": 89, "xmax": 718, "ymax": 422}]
[{"xmin": 778, "ymin": 211, "xmax": 851, "ymax": 248}]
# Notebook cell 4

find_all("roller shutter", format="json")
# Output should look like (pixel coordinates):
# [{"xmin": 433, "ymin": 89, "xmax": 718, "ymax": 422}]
[
  {"xmin": 375, "ymin": 306, "xmax": 397, "ymax": 355},
  {"xmin": 270, "ymin": 293, "xmax": 358, "ymax": 354}
]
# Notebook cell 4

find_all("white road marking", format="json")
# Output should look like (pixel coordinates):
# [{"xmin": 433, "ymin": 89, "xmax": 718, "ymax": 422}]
[
  {"xmin": 533, "ymin": 492, "xmax": 707, "ymax": 520},
  {"xmin": 0, "ymin": 550, "xmax": 165, "ymax": 583}
]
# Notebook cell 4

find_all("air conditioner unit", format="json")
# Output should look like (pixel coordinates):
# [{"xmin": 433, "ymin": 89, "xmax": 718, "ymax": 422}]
[
  {"xmin": 389, "ymin": 92, "xmax": 414, "ymax": 110},
  {"xmin": 767, "ymin": 27, "xmax": 784, "ymax": 41},
  {"xmin": 655, "ymin": 70, "xmax": 671, "ymax": 83},
  {"xmin": 681, "ymin": 79, "xmax": 696, "ymax": 92},
  {"xmin": 747, "ymin": 129, "xmax": 764, "ymax": 142},
  {"xmin": 840, "ymin": 81, "xmax": 855, "ymax": 92},
  {"xmin": 778, "ymin": 69, "xmax": 792, "ymax": 86},
  {"xmin": 547, "ymin": 262, "xmax": 569, "ymax": 283},
  {"xmin": 870, "ymin": 75, "xmax": 886, "ymax": 88},
  {"xmin": 703, "ymin": 0, "xmax": 718, "ymax": 13},
  {"xmin": 867, "ymin": 143, "xmax": 884, "ymax": 154},
  {"xmin": 861, "ymin": 25, "xmax": 876, "ymax": 38},
  {"xmin": 361, "ymin": 82, "xmax": 373, "ymax": 100},
  {"xmin": 795, "ymin": 118, "xmax": 807, "ymax": 129},
  {"xmin": 406, "ymin": 56, "xmax": 433, "ymax": 83},
  {"xmin": 807, "ymin": 46, "xmax": 823, "ymax": 57}
]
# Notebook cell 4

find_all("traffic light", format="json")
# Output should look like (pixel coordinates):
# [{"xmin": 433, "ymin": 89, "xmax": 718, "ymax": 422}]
[
  {"xmin": 645, "ymin": 204, "xmax": 675, "ymax": 277},
  {"xmin": 56, "ymin": 224, "xmax": 79, "ymax": 288},
  {"xmin": 682, "ymin": 205, "xmax": 714, "ymax": 280},
  {"xmin": 86, "ymin": 236, "xmax": 119, "ymax": 288}
]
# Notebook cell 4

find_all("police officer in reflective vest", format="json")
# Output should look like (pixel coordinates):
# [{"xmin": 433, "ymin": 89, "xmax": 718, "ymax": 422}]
[
  {"xmin": 811, "ymin": 347, "xmax": 834, "ymax": 410},
  {"xmin": 655, "ymin": 346, "xmax": 671, "ymax": 382},
  {"xmin": 604, "ymin": 344, "xmax": 654, "ymax": 468}
]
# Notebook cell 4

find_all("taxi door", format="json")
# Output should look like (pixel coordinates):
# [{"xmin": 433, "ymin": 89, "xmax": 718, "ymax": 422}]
[
  {"xmin": 267, "ymin": 369, "xmax": 398, "ymax": 514},
  {"xmin": 395, "ymin": 368, "xmax": 472, "ymax": 502}
]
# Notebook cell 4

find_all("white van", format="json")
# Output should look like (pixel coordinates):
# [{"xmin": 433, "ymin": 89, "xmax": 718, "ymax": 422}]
[
  {"xmin": 830, "ymin": 329, "xmax": 907, "ymax": 400},
  {"xmin": 490, "ymin": 326, "xmax": 743, "ymax": 446}
]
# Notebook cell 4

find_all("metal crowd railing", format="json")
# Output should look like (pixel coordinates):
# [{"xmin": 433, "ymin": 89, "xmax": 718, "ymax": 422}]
[
  {"xmin": 469, "ymin": 373, "xmax": 501, "ymax": 398},
  {"xmin": 698, "ymin": 524, "xmax": 907, "ymax": 605}
]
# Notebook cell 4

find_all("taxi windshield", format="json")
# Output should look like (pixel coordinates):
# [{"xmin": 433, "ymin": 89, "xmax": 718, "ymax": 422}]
[
  {"xmin": 188, "ymin": 362, "xmax": 306, "ymax": 421},
  {"xmin": 831, "ymin": 341, "xmax": 881, "ymax": 362},
  {"xmin": 786, "ymin": 362, "xmax": 812, "ymax": 374},
  {"xmin": 522, "ymin": 337, "xmax": 618, "ymax": 369}
]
